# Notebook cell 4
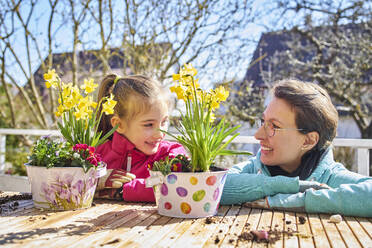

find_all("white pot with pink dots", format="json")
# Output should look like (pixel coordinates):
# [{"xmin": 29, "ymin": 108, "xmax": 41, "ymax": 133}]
[{"xmin": 147, "ymin": 170, "xmax": 227, "ymax": 218}]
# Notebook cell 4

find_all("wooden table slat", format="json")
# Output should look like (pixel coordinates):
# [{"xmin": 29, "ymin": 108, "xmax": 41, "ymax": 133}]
[
  {"xmin": 218, "ymin": 206, "xmax": 251, "ymax": 247},
  {"xmin": 307, "ymin": 213, "xmax": 331, "ymax": 248},
  {"xmin": 153, "ymin": 218, "xmax": 195, "ymax": 247},
  {"xmin": 283, "ymin": 212, "xmax": 299, "ymax": 248},
  {"xmin": 1, "ymin": 195, "xmax": 371, "ymax": 248},
  {"xmin": 335, "ymin": 216, "xmax": 363, "ymax": 248},
  {"xmin": 110, "ymin": 211, "xmax": 162, "ymax": 248},
  {"xmin": 319, "ymin": 214, "xmax": 347, "ymax": 248},
  {"xmin": 271, "ymin": 211, "xmax": 285, "ymax": 248},
  {"xmin": 252, "ymin": 209, "xmax": 273, "ymax": 248},
  {"xmin": 170, "ymin": 207, "xmax": 231, "ymax": 248},
  {"xmin": 200, "ymin": 205, "xmax": 233, "ymax": 248},
  {"xmin": 22, "ymin": 203, "xmax": 131, "ymax": 248},
  {"xmin": 296, "ymin": 213, "xmax": 315, "ymax": 248},
  {"xmin": 201, "ymin": 205, "xmax": 242, "ymax": 247},
  {"xmin": 356, "ymin": 217, "xmax": 372, "ymax": 239},
  {"xmin": 344, "ymin": 216, "xmax": 372, "ymax": 248},
  {"xmin": 124, "ymin": 215, "xmax": 173, "ymax": 248},
  {"xmin": 235, "ymin": 207, "xmax": 262, "ymax": 247},
  {"xmin": 70, "ymin": 206, "xmax": 157, "ymax": 248}
]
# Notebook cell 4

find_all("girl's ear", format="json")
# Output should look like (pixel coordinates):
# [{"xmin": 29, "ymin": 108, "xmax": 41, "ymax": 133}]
[
  {"xmin": 110, "ymin": 115, "xmax": 126, "ymax": 134},
  {"xmin": 301, "ymin": 131, "xmax": 319, "ymax": 151}
]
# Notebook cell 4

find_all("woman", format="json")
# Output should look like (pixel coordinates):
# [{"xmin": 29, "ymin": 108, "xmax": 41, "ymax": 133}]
[{"xmin": 221, "ymin": 79, "xmax": 372, "ymax": 217}]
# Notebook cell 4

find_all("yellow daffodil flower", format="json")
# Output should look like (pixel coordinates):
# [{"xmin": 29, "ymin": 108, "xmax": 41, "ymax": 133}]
[
  {"xmin": 45, "ymin": 69, "xmax": 118, "ymax": 147},
  {"xmin": 170, "ymin": 85, "xmax": 187, "ymax": 101},
  {"xmin": 180, "ymin": 63, "xmax": 197, "ymax": 77},
  {"xmin": 102, "ymin": 94, "xmax": 117, "ymax": 115},
  {"xmin": 172, "ymin": 74, "xmax": 181, "ymax": 81},
  {"xmin": 55, "ymin": 105, "xmax": 65, "ymax": 117},
  {"xmin": 74, "ymin": 108, "xmax": 88, "ymax": 120},
  {"xmin": 210, "ymin": 100, "xmax": 220, "ymax": 110},
  {"xmin": 81, "ymin": 78, "xmax": 98, "ymax": 94},
  {"xmin": 215, "ymin": 86, "xmax": 229, "ymax": 102},
  {"xmin": 166, "ymin": 63, "xmax": 249, "ymax": 173},
  {"xmin": 44, "ymin": 69, "xmax": 59, "ymax": 89}
]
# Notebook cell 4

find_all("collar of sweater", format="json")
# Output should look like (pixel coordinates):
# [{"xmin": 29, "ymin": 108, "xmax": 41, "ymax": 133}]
[{"xmin": 111, "ymin": 131, "xmax": 137, "ymax": 155}]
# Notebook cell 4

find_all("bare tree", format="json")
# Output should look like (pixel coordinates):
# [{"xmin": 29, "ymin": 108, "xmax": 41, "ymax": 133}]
[
  {"xmin": 272, "ymin": 0, "xmax": 371, "ymax": 138},
  {"xmin": 230, "ymin": 0, "xmax": 372, "ymax": 139},
  {"xmin": 0, "ymin": 0, "xmax": 259, "ymax": 130}
]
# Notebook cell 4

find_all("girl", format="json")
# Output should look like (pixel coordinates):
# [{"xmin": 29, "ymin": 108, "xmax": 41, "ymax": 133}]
[
  {"xmin": 95, "ymin": 74, "xmax": 186, "ymax": 202},
  {"xmin": 221, "ymin": 79, "xmax": 372, "ymax": 217}
]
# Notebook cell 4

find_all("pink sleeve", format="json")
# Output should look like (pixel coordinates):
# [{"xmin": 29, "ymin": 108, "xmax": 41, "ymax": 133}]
[
  {"xmin": 122, "ymin": 179, "xmax": 155, "ymax": 202},
  {"xmin": 169, "ymin": 142, "xmax": 187, "ymax": 156}
]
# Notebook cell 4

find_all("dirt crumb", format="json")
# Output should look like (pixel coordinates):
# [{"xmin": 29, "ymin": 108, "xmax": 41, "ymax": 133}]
[
  {"xmin": 214, "ymin": 236, "xmax": 220, "ymax": 244},
  {"xmin": 238, "ymin": 229, "xmax": 289, "ymax": 244},
  {"xmin": 100, "ymin": 238, "xmax": 120, "ymax": 246},
  {"xmin": 298, "ymin": 216, "xmax": 306, "ymax": 224},
  {"xmin": 205, "ymin": 217, "xmax": 215, "ymax": 224}
]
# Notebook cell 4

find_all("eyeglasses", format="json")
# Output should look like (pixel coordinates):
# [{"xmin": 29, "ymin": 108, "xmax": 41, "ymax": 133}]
[{"xmin": 257, "ymin": 118, "xmax": 305, "ymax": 137}]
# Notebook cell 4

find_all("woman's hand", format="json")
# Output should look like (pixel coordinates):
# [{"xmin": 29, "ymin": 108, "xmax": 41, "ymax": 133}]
[
  {"xmin": 95, "ymin": 169, "xmax": 136, "ymax": 199},
  {"xmin": 299, "ymin": 180, "xmax": 332, "ymax": 192},
  {"xmin": 243, "ymin": 198, "xmax": 270, "ymax": 209}
]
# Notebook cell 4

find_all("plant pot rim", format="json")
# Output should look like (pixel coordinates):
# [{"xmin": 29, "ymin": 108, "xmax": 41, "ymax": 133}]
[
  {"xmin": 24, "ymin": 163, "xmax": 106, "ymax": 170},
  {"xmin": 151, "ymin": 170, "xmax": 227, "ymax": 175}
]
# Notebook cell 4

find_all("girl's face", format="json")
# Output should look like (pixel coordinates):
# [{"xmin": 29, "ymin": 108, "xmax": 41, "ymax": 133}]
[
  {"xmin": 254, "ymin": 97, "xmax": 308, "ymax": 173},
  {"xmin": 116, "ymin": 103, "xmax": 169, "ymax": 155}
]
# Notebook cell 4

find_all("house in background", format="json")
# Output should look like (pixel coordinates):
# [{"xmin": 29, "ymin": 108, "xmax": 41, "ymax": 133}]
[
  {"xmin": 237, "ymin": 27, "xmax": 366, "ymax": 139},
  {"xmin": 32, "ymin": 48, "xmax": 130, "ymax": 103},
  {"xmin": 30, "ymin": 42, "xmax": 172, "ymax": 104}
]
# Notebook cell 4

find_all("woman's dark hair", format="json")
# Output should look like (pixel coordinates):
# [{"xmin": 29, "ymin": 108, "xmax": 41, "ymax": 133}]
[
  {"xmin": 97, "ymin": 74, "xmax": 168, "ymax": 139},
  {"xmin": 273, "ymin": 79, "xmax": 338, "ymax": 150}
]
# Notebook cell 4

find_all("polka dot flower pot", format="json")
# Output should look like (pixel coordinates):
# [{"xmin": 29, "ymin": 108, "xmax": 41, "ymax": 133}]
[{"xmin": 148, "ymin": 170, "xmax": 227, "ymax": 218}]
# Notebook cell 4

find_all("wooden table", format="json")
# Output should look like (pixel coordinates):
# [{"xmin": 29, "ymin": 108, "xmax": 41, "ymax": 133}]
[{"xmin": 1, "ymin": 194, "xmax": 371, "ymax": 248}]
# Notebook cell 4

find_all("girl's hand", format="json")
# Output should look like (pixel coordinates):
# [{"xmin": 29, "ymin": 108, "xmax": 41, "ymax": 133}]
[{"xmin": 95, "ymin": 169, "xmax": 136, "ymax": 199}]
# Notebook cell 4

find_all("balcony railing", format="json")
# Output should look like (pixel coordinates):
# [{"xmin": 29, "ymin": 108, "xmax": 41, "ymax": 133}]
[{"xmin": 0, "ymin": 128, "xmax": 371, "ymax": 176}]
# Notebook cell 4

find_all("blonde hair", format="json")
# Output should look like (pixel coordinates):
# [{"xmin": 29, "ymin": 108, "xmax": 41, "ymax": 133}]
[{"xmin": 97, "ymin": 74, "xmax": 169, "ymax": 139}]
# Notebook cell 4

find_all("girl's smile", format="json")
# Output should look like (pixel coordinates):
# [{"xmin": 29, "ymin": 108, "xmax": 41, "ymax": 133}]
[{"xmin": 114, "ymin": 102, "xmax": 169, "ymax": 155}]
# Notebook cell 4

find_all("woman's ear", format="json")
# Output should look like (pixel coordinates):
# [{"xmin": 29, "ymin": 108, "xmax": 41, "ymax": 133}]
[
  {"xmin": 110, "ymin": 115, "xmax": 126, "ymax": 134},
  {"xmin": 302, "ymin": 131, "xmax": 319, "ymax": 151}
]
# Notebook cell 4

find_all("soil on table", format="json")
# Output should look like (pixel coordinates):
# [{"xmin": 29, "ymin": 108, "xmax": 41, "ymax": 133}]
[
  {"xmin": 237, "ymin": 228, "xmax": 297, "ymax": 244},
  {"xmin": 206, "ymin": 217, "xmax": 303, "ymax": 245},
  {"xmin": 0, "ymin": 191, "xmax": 32, "ymax": 213}
]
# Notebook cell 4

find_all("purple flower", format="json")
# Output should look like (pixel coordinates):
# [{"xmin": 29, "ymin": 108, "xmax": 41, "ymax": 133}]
[
  {"xmin": 59, "ymin": 188, "xmax": 71, "ymax": 201},
  {"xmin": 62, "ymin": 173, "xmax": 74, "ymax": 186},
  {"xmin": 41, "ymin": 182, "xmax": 56, "ymax": 204},
  {"xmin": 72, "ymin": 180, "xmax": 84, "ymax": 195}
]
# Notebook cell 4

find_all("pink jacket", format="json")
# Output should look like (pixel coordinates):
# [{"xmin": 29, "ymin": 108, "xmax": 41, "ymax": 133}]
[{"xmin": 96, "ymin": 131, "xmax": 186, "ymax": 202}]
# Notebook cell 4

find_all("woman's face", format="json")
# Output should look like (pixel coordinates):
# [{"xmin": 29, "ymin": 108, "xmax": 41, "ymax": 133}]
[{"xmin": 254, "ymin": 97, "xmax": 307, "ymax": 173}]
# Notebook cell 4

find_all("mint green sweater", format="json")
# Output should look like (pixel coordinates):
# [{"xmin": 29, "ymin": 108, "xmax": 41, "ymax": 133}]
[{"xmin": 220, "ymin": 149, "xmax": 372, "ymax": 217}]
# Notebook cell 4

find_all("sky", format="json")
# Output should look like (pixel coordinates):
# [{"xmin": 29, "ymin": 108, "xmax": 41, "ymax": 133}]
[
  {"xmin": 2, "ymin": 0, "xmax": 271, "ymax": 88},
  {"xmin": 3, "ymin": 0, "xmax": 365, "ymax": 88}
]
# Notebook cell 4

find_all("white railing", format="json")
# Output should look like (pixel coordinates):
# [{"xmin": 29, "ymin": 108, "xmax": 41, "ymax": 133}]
[{"xmin": 0, "ymin": 128, "xmax": 371, "ymax": 176}]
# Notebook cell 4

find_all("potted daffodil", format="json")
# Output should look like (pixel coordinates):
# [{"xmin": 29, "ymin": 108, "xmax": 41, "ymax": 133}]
[
  {"xmin": 146, "ymin": 64, "xmax": 251, "ymax": 218},
  {"xmin": 26, "ymin": 70, "xmax": 117, "ymax": 210}
]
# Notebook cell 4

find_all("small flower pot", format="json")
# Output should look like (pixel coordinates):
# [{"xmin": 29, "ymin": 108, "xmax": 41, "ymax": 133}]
[
  {"xmin": 25, "ymin": 164, "xmax": 106, "ymax": 210},
  {"xmin": 148, "ymin": 170, "xmax": 227, "ymax": 218}
]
